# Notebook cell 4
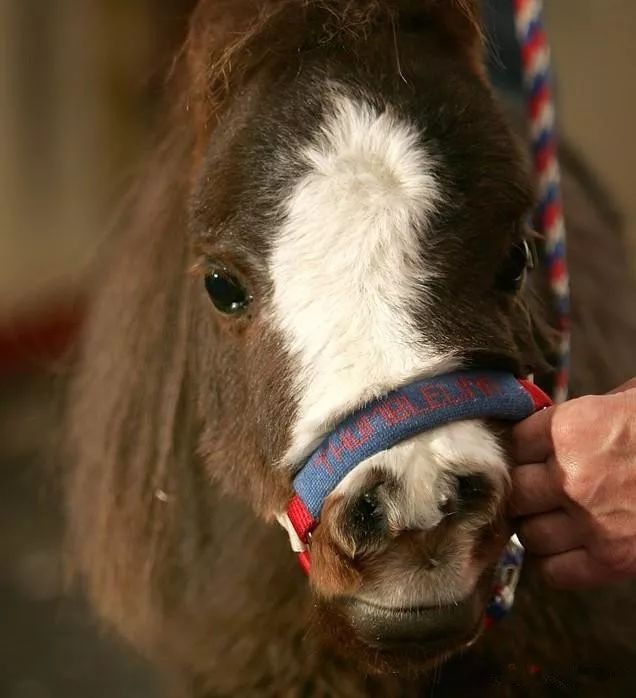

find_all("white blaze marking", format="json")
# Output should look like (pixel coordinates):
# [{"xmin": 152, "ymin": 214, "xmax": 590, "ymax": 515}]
[
  {"xmin": 271, "ymin": 91, "xmax": 455, "ymax": 464},
  {"xmin": 271, "ymin": 92, "xmax": 511, "ymax": 605}
]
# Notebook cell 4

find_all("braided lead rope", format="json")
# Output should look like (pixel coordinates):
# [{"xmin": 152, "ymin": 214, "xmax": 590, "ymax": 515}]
[
  {"xmin": 514, "ymin": 0, "xmax": 571, "ymax": 403},
  {"xmin": 481, "ymin": 1, "xmax": 571, "ymax": 625}
]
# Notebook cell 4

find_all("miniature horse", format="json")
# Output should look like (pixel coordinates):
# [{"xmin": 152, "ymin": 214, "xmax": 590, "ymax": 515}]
[{"xmin": 66, "ymin": 1, "xmax": 636, "ymax": 695}]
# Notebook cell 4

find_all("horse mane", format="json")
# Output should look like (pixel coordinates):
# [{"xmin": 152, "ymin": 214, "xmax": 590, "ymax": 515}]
[{"xmin": 65, "ymin": 122, "xmax": 195, "ymax": 650}]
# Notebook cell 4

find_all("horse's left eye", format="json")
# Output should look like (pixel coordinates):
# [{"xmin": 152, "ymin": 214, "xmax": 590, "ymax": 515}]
[
  {"xmin": 204, "ymin": 269, "xmax": 251, "ymax": 315},
  {"xmin": 496, "ymin": 240, "xmax": 535, "ymax": 293}
]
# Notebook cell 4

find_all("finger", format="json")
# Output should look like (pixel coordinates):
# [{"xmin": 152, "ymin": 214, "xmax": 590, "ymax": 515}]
[
  {"xmin": 509, "ymin": 462, "xmax": 562, "ymax": 517},
  {"xmin": 510, "ymin": 406, "xmax": 555, "ymax": 465},
  {"xmin": 534, "ymin": 548, "xmax": 626, "ymax": 589},
  {"xmin": 516, "ymin": 510, "xmax": 583, "ymax": 556}
]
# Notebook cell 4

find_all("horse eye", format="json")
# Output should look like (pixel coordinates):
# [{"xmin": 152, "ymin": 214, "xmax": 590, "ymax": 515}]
[
  {"xmin": 204, "ymin": 269, "xmax": 251, "ymax": 315},
  {"xmin": 496, "ymin": 239, "xmax": 535, "ymax": 293}
]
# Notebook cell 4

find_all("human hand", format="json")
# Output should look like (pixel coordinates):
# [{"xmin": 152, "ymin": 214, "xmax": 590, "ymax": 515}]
[{"xmin": 510, "ymin": 378, "xmax": 636, "ymax": 589}]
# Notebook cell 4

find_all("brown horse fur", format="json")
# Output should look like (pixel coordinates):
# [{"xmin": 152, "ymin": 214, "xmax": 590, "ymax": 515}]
[{"xmin": 66, "ymin": 1, "xmax": 636, "ymax": 695}]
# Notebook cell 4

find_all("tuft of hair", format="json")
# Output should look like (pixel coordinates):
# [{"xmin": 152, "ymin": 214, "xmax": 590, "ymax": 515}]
[{"xmin": 185, "ymin": 0, "xmax": 485, "ymax": 137}]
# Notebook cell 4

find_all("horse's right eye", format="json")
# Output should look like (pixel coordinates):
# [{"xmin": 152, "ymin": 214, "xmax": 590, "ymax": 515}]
[
  {"xmin": 496, "ymin": 239, "xmax": 536, "ymax": 293},
  {"xmin": 204, "ymin": 269, "xmax": 251, "ymax": 315}
]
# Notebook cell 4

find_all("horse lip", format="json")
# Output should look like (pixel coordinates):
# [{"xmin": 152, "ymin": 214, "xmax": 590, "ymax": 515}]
[{"xmin": 342, "ymin": 595, "xmax": 483, "ymax": 649}]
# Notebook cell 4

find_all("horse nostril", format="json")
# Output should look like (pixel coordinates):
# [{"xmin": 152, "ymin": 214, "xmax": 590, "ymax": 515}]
[
  {"xmin": 442, "ymin": 474, "xmax": 493, "ymax": 516},
  {"xmin": 348, "ymin": 486, "xmax": 387, "ymax": 549},
  {"xmin": 359, "ymin": 491, "xmax": 381, "ymax": 522},
  {"xmin": 355, "ymin": 490, "xmax": 383, "ymax": 528},
  {"xmin": 455, "ymin": 474, "xmax": 492, "ymax": 512}
]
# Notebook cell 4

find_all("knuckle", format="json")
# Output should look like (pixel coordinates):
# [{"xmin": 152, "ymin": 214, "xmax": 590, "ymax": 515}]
[
  {"xmin": 597, "ymin": 542, "xmax": 636, "ymax": 576},
  {"xmin": 550, "ymin": 397, "xmax": 606, "ymax": 506},
  {"xmin": 613, "ymin": 395, "xmax": 636, "ymax": 446},
  {"xmin": 560, "ymin": 468, "xmax": 593, "ymax": 506},
  {"xmin": 550, "ymin": 404, "xmax": 579, "ymax": 451},
  {"xmin": 551, "ymin": 396, "xmax": 603, "ymax": 449}
]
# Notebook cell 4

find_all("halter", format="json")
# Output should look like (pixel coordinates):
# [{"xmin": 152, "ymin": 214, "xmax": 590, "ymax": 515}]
[
  {"xmin": 278, "ymin": 0, "xmax": 566, "ymax": 626},
  {"xmin": 279, "ymin": 371, "xmax": 552, "ymax": 621}
]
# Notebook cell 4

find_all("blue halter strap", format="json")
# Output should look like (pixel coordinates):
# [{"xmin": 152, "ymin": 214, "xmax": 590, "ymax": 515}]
[
  {"xmin": 283, "ymin": 371, "xmax": 551, "ymax": 623},
  {"xmin": 287, "ymin": 370, "xmax": 551, "ymax": 549}
]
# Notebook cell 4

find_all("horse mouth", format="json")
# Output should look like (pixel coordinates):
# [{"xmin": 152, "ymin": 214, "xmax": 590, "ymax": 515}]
[
  {"xmin": 342, "ymin": 595, "xmax": 484, "ymax": 653},
  {"xmin": 313, "ymin": 560, "xmax": 500, "ymax": 675},
  {"xmin": 315, "ymin": 584, "xmax": 490, "ymax": 675}
]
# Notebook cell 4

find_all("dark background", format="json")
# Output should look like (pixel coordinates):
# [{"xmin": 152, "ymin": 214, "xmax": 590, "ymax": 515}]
[{"xmin": 0, "ymin": 2, "xmax": 634, "ymax": 696}]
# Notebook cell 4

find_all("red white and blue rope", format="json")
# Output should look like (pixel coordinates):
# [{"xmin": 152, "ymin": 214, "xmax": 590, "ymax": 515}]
[{"xmin": 514, "ymin": 0, "xmax": 570, "ymax": 403}]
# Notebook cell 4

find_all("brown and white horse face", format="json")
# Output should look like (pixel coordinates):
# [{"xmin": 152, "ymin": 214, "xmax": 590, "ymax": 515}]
[{"xmin": 190, "ymin": 25, "xmax": 541, "ymax": 671}]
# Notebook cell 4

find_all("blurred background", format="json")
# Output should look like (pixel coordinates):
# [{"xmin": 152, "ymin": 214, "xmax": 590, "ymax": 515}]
[{"xmin": 0, "ymin": 1, "xmax": 634, "ymax": 696}]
